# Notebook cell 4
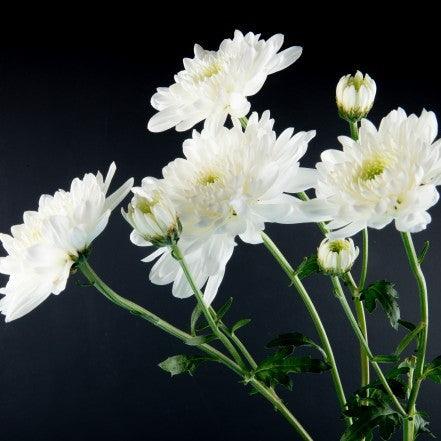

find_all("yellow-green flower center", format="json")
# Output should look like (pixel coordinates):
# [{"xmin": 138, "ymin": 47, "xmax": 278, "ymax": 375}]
[
  {"xmin": 358, "ymin": 157, "xmax": 388, "ymax": 181},
  {"xmin": 137, "ymin": 197, "xmax": 158, "ymax": 215},
  {"xmin": 198, "ymin": 172, "xmax": 220, "ymax": 186},
  {"xmin": 328, "ymin": 239, "xmax": 350, "ymax": 253},
  {"xmin": 193, "ymin": 62, "xmax": 222, "ymax": 82}
]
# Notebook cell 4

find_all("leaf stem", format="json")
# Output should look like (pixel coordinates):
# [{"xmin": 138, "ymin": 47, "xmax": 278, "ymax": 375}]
[
  {"xmin": 331, "ymin": 276, "xmax": 406, "ymax": 416},
  {"xmin": 261, "ymin": 231, "xmax": 351, "ymax": 425},
  {"xmin": 400, "ymin": 232, "xmax": 429, "ymax": 420},
  {"xmin": 77, "ymin": 257, "xmax": 313, "ymax": 440}
]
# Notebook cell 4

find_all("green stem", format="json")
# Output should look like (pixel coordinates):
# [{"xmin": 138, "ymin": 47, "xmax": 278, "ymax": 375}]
[
  {"xmin": 213, "ymin": 310, "xmax": 258, "ymax": 369},
  {"xmin": 401, "ymin": 232, "xmax": 429, "ymax": 420},
  {"xmin": 358, "ymin": 228, "xmax": 369, "ymax": 291},
  {"xmin": 171, "ymin": 244, "xmax": 246, "ymax": 370},
  {"xmin": 346, "ymin": 273, "xmax": 370, "ymax": 389},
  {"xmin": 331, "ymin": 276, "xmax": 406, "ymax": 416},
  {"xmin": 77, "ymin": 258, "xmax": 313, "ymax": 440},
  {"xmin": 349, "ymin": 121, "xmax": 359, "ymax": 141},
  {"xmin": 394, "ymin": 322, "xmax": 425, "ymax": 357},
  {"xmin": 261, "ymin": 231, "xmax": 351, "ymax": 425}
]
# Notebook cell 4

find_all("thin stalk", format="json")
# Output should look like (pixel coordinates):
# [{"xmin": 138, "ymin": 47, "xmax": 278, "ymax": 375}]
[
  {"xmin": 349, "ymin": 121, "xmax": 359, "ymax": 141},
  {"xmin": 401, "ymin": 232, "xmax": 429, "ymax": 420},
  {"xmin": 171, "ymin": 244, "xmax": 246, "ymax": 370},
  {"xmin": 212, "ymin": 309, "xmax": 258, "ymax": 369},
  {"xmin": 261, "ymin": 231, "xmax": 351, "ymax": 425},
  {"xmin": 346, "ymin": 273, "xmax": 370, "ymax": 388},
  {"xmin": 358, "ymin": 228, "xmax": 369, "ymax": 291},
  {"xmin": 77, "ymin": 258, "xmax": 313, "ymax": 440},
  {"xmin": 331, "ymin": 276, "xmax": 406, "ymax": 416}
]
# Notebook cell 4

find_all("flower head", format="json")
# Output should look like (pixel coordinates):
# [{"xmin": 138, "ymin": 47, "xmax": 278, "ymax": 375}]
[
  {"xmin": 313, "ymin": 108, "xmax": 441, "ymax": 238},
  {"xmin": 336, "ymin": 71, "xmax": 376, "ymax": 122},
  {"xmin": 317, "ymin": 238, "xmax": 359, "ymax": 275},
  {"xmin": 122, "ymin": 177, "xmax": 181, "ymax": 248},
  {"xmin": 147, "ymin": 30, "xmax": 302, "ymax": 133},
  {"xmin": 0, "ymin": 163, "xmax": 133, "ymax": 321},
  {"xmin": 131, "ymin": 111, "xmax": 326, "ymax": 304}
]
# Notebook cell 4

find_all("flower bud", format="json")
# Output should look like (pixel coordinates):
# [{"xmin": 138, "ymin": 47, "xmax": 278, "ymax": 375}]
[
  {"xmin": 317, "ymin": 238, "xmax": 359, "ymax": 276},
  {"xmin": 336, "ymin": 71, "xmax": 376, "ymax": 122},
  {"xmin": 123, "ymin": 178, "xmax": 181, "ymax": 248}
]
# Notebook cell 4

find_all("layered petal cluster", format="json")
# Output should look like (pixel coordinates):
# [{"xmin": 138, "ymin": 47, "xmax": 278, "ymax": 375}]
[
  {"xmin": 336, "ymin": 71, "xmax": 376, "ymax": 122},
  {"xmin": 317, "ymin": 238, "xmax": 359, "ymax": 275},
  {"xmin": 0, "ymin": 163, "xmax": 133, "ymax": 321},
  {"xmin": 148, "ymin": 30, "xmax": 302, "ymax": 133},
  {"xmin": 130, "ymin": 111, "xmax": 323, "ymax": 303},
  {"xmin": 313, "ymin": 109, "xmax": 441, "ymax": 238}
]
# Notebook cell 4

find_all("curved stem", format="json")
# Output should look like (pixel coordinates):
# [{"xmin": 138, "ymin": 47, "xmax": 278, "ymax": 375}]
[
  {"xmin": 261, "ymin": 231, "xmax": 351, "ymax": 425},
  {"xmin": 401, "ymin": 232, "xmax": 429, "ymax": 418},
  {"xmin": 171, "ymin": 244, "xmax": 246, "ymax": 370},
  {"xmin": 77, "ymin": 258, "xmax": 313, "ymax": 440},
  {"xmin": 332, "ymin": 276, "xmax": 406, "ymax": 416}
]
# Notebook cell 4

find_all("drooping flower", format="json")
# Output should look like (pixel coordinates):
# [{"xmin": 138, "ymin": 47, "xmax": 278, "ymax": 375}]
[
  {"xmin": 317, "ymin": 238, "xmax": 359, "ymax": 275},
  {"xmin": 312, "ymin": 108, "xmax": 441, "ymax": 238},
  {"xmin": 0, "ymin": 163, "xmax": 133, "ymax": 321},
  {"xmin": 336, "ymin": 71, "xmax": 376, "ymax": 122},
  {"xmin": 147, "ymin": 30, "xmax": 302, "ymax": 133},
  {"xmin": 130, "ymin": 111, "xmax": 327, "ymax": 304}
]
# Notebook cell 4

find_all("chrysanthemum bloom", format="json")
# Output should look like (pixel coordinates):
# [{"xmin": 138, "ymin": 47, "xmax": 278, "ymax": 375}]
[
  {"xmin": 313, "ymin": 108, "xmax": 441, "ymax": 238},
  {"xmin": 132, "ymin": 111, "xmax": 327, "ymax": 303},
  {"xmin": 0, "ymin": 163, "xmax": 133, "ymax": 321},
  {"xmin": 336, "ymin": 71, "xmax": 376, "ymax": 123},
  {"xmin": 317, "ymin": 238, "xmax": 359, "ymax": 275},
  {"xmin": 147, "ymin": 30, "xmax": 302, "ymax": 133}
]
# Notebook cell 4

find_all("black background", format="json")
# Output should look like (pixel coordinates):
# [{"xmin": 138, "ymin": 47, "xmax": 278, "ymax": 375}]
[{"xmin": 1, "ymin": 9, "xmax": 440, "ymax": 441}]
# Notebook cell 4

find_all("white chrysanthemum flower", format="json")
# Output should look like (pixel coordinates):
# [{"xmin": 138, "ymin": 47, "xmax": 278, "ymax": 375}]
[
  {"xmin": 122, "ymin": 177, "xmax": 181, "ymax": 247},
  {"xmin": 336, "ymin": 71, "xmax": 376, "ymax": 122},
  {"xmin": 0, "ymin": 163, "xmax": 133, "ymax": 322},
  {"xmin": 132, "ymin": 111, "xmax": 327, "ymax": 304},
  {"xmin": 313, "ymin": 108, "xmax": 441, "ymax": 238},
  {"xmin": 147, "ymin": 30, "xmax": 302, "ymax": 133},
  {"xmin": 317, "ymin": 238, "xmax": 359, "ymax": 275}
]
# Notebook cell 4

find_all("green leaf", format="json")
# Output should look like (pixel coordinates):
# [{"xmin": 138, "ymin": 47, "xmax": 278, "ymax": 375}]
[
  {"xmin": 423, "ymin": 355, "xmax": 441, "ymax": 383},
  {"xmin": 295, "ymin": 254, "xmax": 320, "ymax": 280},
  {"xmin": 190, "ymin": 304, "xmax": 202, "ymax": 336},
  {"xmin": 418, "ymin": 240, "xmax": 430, "ymax": 265},
  {"xmin": 360, "ymin": 280, "xmax": 400, "ymax": 329},
  {"xmin": 216, "ymin": 297, "xmax": 233, "ymax": 321},
  {"xmin": 398, "ymin": 319, "xmax": 416, "ymax": 331},
  {"xmin": 185, "ymin": 334, "xmax": 217, "ymax": 346},
  {"xmin": 266, "ymin": 332, "xmax": 327, "ymax": 359},
  {"xmin": 414, "ymin": 412, "xmax": 435, "ymax": 438},
  {"xmin": 342, "ymin": 387, "xmax": 403, "ymax": 441},
  {"xmin": 372, "ymin": 354, "xmax": 400, "ymax": 364},
  {"xmin": 158, "ymin": 354, "xmax": 215, "ymax": 376},
  {"xmin": 231, "ymin": 318, "xmax": 251, "ymax": 335},
  {"xmin": 254, "ymin": 348, "xmax": 331, "ymax": 389}
]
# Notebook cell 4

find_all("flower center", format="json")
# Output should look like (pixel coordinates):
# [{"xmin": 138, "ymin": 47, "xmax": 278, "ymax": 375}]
[
  {"xmin": 358, "ymin": 156, "xmax": 388, "ymax": 181},
  {"xmin": 328, "ymin": 239, "xmax": 349, "ymax": 253},
  {"xmin": 193, "ymin": 62, "xmax": 222, "ymax": 83},
  {"xmin": 136, "ymin": 197, "xmax": 158, "ymax": 215},
  {"xmin": 198, "ymin": 172, "xmax": 221, "ymax": 186}
]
